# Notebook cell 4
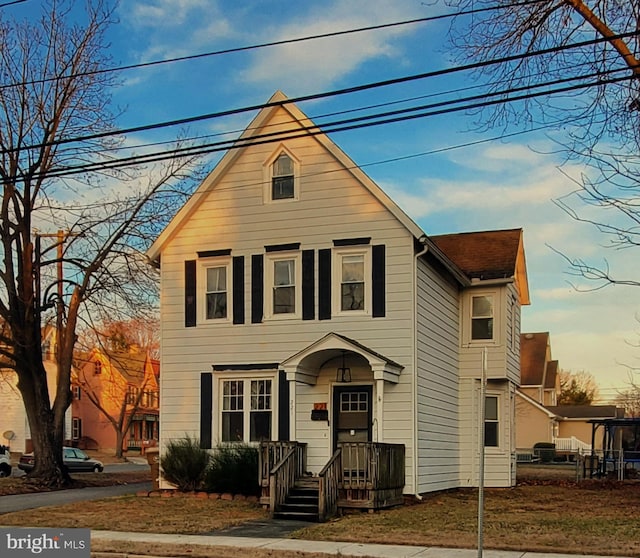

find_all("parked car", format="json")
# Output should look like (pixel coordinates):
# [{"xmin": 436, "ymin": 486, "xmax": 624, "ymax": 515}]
[
  {"xmin": 18, "ymin": 447, "xmax": 103, "ymax": 473},
  {"xmin": 0, "ymin": 445, "xmax": 11, "ymax": 477}
]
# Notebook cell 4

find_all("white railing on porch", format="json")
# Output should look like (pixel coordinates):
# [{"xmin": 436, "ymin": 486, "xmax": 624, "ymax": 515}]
[{"xmin": 554, "ymin": 436, "xmax": 591, "ymax": 453}]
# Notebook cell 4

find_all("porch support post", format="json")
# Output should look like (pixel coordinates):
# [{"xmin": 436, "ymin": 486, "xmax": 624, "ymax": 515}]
[
  {"xmin": 376, "ymin": 378, "xmax": 384, "ymax": 442},
  {"xmin": 289, "ymin": 380, "xmax": 297, "ymax": 441}
]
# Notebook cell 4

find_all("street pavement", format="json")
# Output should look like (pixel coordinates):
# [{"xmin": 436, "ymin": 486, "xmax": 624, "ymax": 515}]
[{"xmin": 0, "ymin": 482, "xmax": 151, "ymax": 513}]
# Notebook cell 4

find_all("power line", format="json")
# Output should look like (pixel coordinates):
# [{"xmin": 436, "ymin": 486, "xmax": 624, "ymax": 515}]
[
  {"xmin": 35, "ymin": 68, "xmax": 636, "ymax": 180},
  {"xmin": 1, "ymin": 0, "xmax": 549, "ymax": 92},
  {"xmin": 0, "ymin": 0, "xmax": 27, "ymax": 8},
  {"xmin": 8, "ymin": 29, "xmax": 638, "ymax": 155}
]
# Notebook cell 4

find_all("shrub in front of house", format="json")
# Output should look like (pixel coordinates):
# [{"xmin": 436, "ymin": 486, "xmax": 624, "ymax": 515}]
[
  {"xmin": 533, "ymin": 442, "xmax": 556, "ymax": 463},
  {"xmin": 161, "ymin": 435, "xmax": 211, "ymax": 491},
  {"xmin": 203, "ymin": 443, "xmax": 259, "ymax": 496}
]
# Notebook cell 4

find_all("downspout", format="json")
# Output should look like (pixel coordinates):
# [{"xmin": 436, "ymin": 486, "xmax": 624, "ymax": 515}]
[{"xmin": 412, "ymin": 235, "xmax": 430, "ymax": 497}]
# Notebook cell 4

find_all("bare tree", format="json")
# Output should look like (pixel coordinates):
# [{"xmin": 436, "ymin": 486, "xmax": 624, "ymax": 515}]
[
  {"xmin": 74, "ymin": 344, "xmax": 158, "ymax": 459},
  {"xmin": 0, "ymin": 1, "xmax": 199, "ymax": 486},
  {"xmin": 558, "ymin": 369, "xmax": 599, "ymax": 405},
  {"xmin": 447, "ymin": 0, "xmax": 640, "ymax": 288}
]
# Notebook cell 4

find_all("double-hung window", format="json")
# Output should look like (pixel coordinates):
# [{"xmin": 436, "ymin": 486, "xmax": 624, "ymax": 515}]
[
  {"xmin": 221, "ymin": 378, "xmax": 273, "ymax": 442},
  {"xmin": 484, "ymin": 395, "xmax": 499, "ymax": 447},
  {"xmin": 341, "ymin": 254, "xmax": 365, "ymax": 311},
  {"xmin": 471, "ymin": 295, "xmax": 494, "ymax": 340},
  {"xmin": 273, "ymin": 259, "xmax": 295, "ymax": 314},
  {"xmin": 206, "ymin": 266, "xmax": 227, "ymax": 320},
  {"xmin": 200, "ymin": 258, "xmax": 231, "ymax": 323},
  {"xmin": 272, "ymin": 153, "xmax": 294, "ymax": 200},
  {"xmin": 265, "ymin": 252, "xmax": 300, "ymax": 319},
  {"xmin": 333, "ymin": 248, "xmax": 370, "ymax": 315}
]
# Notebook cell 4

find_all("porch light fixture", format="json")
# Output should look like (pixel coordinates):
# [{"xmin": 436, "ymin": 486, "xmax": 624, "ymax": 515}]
[{"xmin": 336, "ymin": 350, "xmax": 351, "ymax": 383}]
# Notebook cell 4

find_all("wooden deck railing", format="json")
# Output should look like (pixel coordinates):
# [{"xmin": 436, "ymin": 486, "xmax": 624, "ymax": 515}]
[
  {"xmin": 339, "ymin": 442, "xmax": 405, "ymax": 491},
  {"xmin": 318, "ymin": 448, "xmax": 341, "ymax": 521},
  {"xmin": 269, "ymin": 445, "xmax": 299, "ymax": 514},
  {"xmin": 259, "ymin": 441, "xmax": 307, "ymax": 507}
]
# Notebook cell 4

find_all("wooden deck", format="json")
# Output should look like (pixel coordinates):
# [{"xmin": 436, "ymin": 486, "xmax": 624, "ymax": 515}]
[{"xmin": 259, "ymin": 441, "xmax": 405, "ymax": 520}]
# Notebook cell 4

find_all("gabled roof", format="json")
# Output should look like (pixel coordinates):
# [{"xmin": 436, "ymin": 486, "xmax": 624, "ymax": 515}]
[
  {"xmin": 516, "ymin": 389, "xmax": 559, "ymax": 419},
  {"xmin": 520, "ymin": 332, "xmax": 550, "ymax": 386},
  {"xmin": 545, "ymin": 360, "xmax": 559, "ymax": 389},
  {"xmin": 146, "ymin": 92, "xmax": 531, "ymax": 300},
  {"xmin": 430, "ymin": 228, "xmax": 530, "ymax": 304},
  {"xmin": 75, "ymin": 348, "xmax": 155, "ymax": 387},
  {"xmin": 147, "ymin": 91, "xmax": 426, "ymax": 262}
]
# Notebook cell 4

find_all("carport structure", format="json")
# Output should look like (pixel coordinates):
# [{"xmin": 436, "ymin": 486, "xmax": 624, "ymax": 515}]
[{"xmin": 588, "ymin": 418, "xmax": 640, "ymax": 479}]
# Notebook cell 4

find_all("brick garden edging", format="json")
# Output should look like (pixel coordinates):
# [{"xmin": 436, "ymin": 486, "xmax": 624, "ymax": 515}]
[{"xmin": 136, "ymin": 489, "xmax": 258, "ymax": 503}]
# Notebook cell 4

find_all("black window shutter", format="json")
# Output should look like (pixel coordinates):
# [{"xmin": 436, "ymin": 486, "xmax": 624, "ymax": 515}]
[
  {"xmin": 318, "ymin": 248, "xmax": 332, "ymax": 320},
  {"xmin": 185, "ymin": 260, "xmax": 196, "ymax": 327},
  {"xmin": 251, "ymin": 254, "xmax": 264, "ymax": 323},
  {"xmin": 200, "ymin": 372, "xmax": 212, "ymax": 449},
  {"xmin": 232, "ymin": 256, "xmax": 245, "ymax": 324},
  {"xmin": 302, "ymin": 250, "xmax": 315, "ymax": 320},
  {"xmin": 278, "ymin": 370, "xmax": 290, "ymax": 441},
  {"xmin": 372, "ymin": 244, "xmax": 386, "ymax": 318}
]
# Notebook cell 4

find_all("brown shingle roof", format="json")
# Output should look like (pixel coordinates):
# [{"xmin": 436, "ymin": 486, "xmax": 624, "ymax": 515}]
[
  {"xmin": 520, "ymin": 332, "xmax": 550, "ymax": 386},
  {"xmin": 545, "ymin": 360, "xmax": 559, "ymax": 389},
  {"xmin": 430, "ymin": 229, "xmax": 522, "ymax": 281},
  {"xmin": 546, "ymin": 405, "xmax": 621, "ymax": 419}
]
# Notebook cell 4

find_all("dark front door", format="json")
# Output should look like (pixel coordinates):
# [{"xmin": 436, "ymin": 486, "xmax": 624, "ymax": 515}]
[{"xmin": 333, "ymin": 385, "xmax": 372, "ymax": 472}]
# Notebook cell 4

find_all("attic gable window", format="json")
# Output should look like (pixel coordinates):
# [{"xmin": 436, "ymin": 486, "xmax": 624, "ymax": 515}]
[
  {"xmin": 272, "ymin": 153, "xmax": 294, "ymax": 200},
  {"xmin": 471, "ymin": 295, "xmax": 494, "ymax": 340}
]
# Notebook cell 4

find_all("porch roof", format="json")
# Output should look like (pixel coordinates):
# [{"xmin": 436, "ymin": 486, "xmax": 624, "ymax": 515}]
[{"xmin": 280, "ymin": 332, "xmax": 403, "ymax": 385}]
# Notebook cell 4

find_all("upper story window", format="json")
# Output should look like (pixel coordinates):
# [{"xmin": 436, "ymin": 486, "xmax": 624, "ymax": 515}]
[
  {"xmin": 471, "ymin": 295, "xmax": 494, "ymax": 340},
  {"xmin": 199, "ymin": 257, "xmax": 232, "ymax": 323},
  {"xmin": 272, "ymin": 153, "xmax": 294, "ymax": 200},
  {"xmin": 273, "ymin": 259, "xmax": 295, "ymax": 314},
  {"xmin": 265, "ymin": 252, "xmax": 301, "ymax": 319},
  {"xmin": 264, "ymin": 147, "xmax": 299, "ymax": 204},
  {"xmin": 341, "ymin": 254, "xmax": 365, "ymax": 311},
  {"xmin": 333, "ymin": 247, "xmax": 371, "ymax": 315},
  {"xmin": 94, "ymin": 361, "xmax": 102, "ymax": 375},
  {"xmin": 484, "ymin": 395, "xmax": 499, "ymax": 447},
  {"xmin": 206, "ymin": 266, "xmax": 227, "ymax": 320}
]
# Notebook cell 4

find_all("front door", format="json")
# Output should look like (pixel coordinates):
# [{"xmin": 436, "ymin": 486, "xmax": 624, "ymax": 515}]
[{"xmin": 333, "ymin": 385, "xmax": 372, "ymax": 472}]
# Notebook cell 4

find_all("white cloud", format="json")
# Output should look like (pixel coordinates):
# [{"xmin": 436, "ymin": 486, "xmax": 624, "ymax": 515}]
[
  {"xmin": 238, "ymin": 0, "xmax": 425, "ymax": 92},
  {"xmin": 126, "ymin": 0, "xmax": 210, "ymax": 28}
]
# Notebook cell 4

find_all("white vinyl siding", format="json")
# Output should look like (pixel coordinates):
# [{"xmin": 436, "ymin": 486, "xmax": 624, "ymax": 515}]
[
  {"xmin": 415, "ymin": 257, "xmax": 460, "ymax": 493},
  {"xmin": 157, "ymin": 105, "xmax": 417, "ymax": 487}
]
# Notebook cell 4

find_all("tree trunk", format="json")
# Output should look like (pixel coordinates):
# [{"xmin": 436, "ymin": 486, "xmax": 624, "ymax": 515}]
[
  {"xmin": 115, "ymin": 429, "xmax": 125, "ymax": 459},
  {"xmin": 15, "ymin": 352, "xmax": 71, "ymax": 487}
]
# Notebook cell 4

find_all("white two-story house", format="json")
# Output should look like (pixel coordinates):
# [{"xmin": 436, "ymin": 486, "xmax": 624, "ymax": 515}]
[{"xmin": 147, "ymin": 91, "xmax": 530, "ymax": 518}]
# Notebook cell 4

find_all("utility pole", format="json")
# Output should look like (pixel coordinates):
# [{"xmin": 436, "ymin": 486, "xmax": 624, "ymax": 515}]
[{"xmin": 34, "ymin": 230, "xmax": 76, "ymax": 371}]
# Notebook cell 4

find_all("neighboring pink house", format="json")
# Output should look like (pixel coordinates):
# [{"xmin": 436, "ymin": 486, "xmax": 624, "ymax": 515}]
[{"xmin": 72, "ymin": 347, "xmax": 159, "ymax": 454}]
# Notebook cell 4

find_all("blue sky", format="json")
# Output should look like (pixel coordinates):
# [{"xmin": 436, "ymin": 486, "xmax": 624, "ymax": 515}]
[{"xmin": 15, "ymin": 0, "xmax": 639, "ymax": 398}]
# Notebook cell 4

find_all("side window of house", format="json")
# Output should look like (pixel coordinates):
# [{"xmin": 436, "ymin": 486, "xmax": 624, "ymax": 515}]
[
  {"xmin": 72, "ymin": 418, "xmax": 82, "ymax": 440},
  {"xmin": 484, "ymin": 395, "xmax": 499, "ymax": 447},
  {"xmin": 94, "ymin": 361, "xmax": 102, "ymax": 375},
  {"xmin": 471, "ymin": 295, "xmax": 493, "ymax": 340},
  {"xmin": 272, "ymin": 153, "xmax": 294, "ymax": 200},
  {"xmin": 221, "ymin": 378, "xmax": 272, "ymax": 442}
]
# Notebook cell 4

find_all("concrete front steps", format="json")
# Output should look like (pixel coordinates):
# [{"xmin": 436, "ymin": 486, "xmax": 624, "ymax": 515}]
[{"xmin": 273, "ymin": 477, "xmax": 320, "ymax": 522}]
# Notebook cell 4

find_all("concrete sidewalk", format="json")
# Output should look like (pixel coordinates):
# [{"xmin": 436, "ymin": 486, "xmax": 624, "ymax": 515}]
[{"xmin": 91, "ymin": 530, "xmax": 633, "ymax": 558}]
